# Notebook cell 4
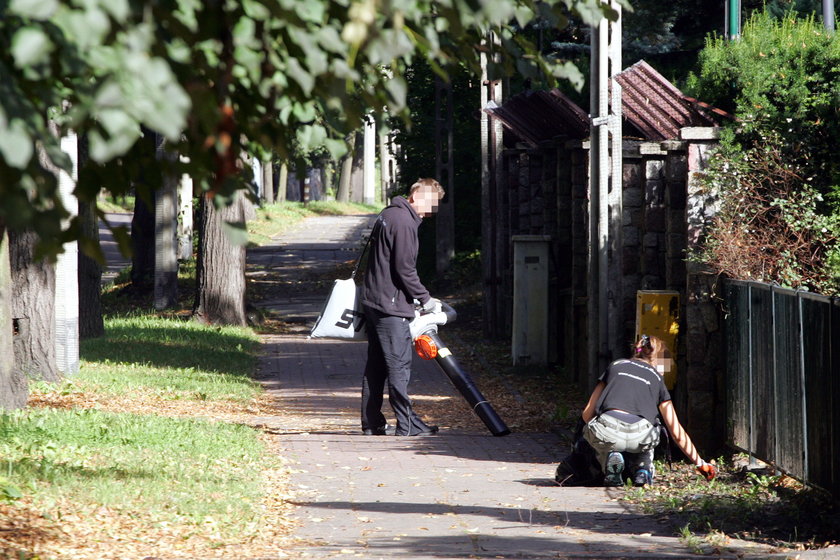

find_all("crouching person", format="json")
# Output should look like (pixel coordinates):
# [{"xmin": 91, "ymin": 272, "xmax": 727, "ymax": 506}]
[{"xmin": 581, "ymin": 335, "xmax": 716, "ymax": 487}]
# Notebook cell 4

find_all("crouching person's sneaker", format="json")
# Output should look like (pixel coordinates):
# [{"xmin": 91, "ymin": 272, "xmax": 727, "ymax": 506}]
[
  {"xmin": 604, "ymin": 452, "xmax": 625, "ymax": 487},
  {"xmin": 633, "ymin": 468, "xmax": 652, "ymax": 487}
]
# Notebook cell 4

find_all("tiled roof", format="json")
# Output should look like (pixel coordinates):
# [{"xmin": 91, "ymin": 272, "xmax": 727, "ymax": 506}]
[
  {"xmin": 615, "ymin": 60, "xmax": 726, "ymax": 140},
  {"xmin": 485, "ymin": 60, "xmax": 732, "ymax": 145},
  {"xmin": 484, "ymin": 89, "xmax": 590, "ymax": 145}
]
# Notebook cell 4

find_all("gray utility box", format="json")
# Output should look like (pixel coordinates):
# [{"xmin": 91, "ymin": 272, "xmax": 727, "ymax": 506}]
[{"xmin": 511, "ymin": 235, "xmax": 551, "ymax": 365}]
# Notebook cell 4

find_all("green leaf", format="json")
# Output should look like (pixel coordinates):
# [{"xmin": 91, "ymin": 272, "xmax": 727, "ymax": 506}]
[
  {"xmin": 88, "ymin": 109, "xmax": 141, "ymax": 163},
  {"xmin": 289, "ymin": 27, "xmax": 328, "ymax": 75},
  {"xmin": 317, "ymin": 27, "xmax": 346, "ymax": 54},
  {"xmin": 574, "ymin": 0, "xmax": 616, "ymax": 25},
  {"xmin": 513, "ymin": 5, "xmax": 535, "ymax": 28},
  {"xmin": 384, "ymin": 75, "xmax": 407, "ymax": 112},
  {"xmin": 79, "ymin": 234, "xmax": 106, "ymax": 263},
  {"xmin": 57, "ymin": 8, "xmax": 111, "ymax": 50},
  {"xmin": 1, "ymin": 484, "xmax": 23, "ymax": 502},
  {"xmin": 295, "ymin": 123, "xmax": 326, "ymax": 151},
  {"xmin": 367, "ymin": 29, "xmax": 414, "ymax": 64},
  {"xmin": 550, "ymin": 61, "xmax": 584, "ymax": 92},
  {"xmin": 9, "ymin": 0, "xmax": 58, "ymax": 19},
  {"xmin": 11, "ymin": 27, "xmax": 53, "ymax": 68},
  {"xmin": 482, "ymin": 0, "xmax": 515, "ymax": 25},
  {"xmin": 291, "ymin": 101, "xmax": 317, "ymax": 123},
  {"xmin": 286, "ymin": 58, "xmax": 314, "ymax": 94},
  {"xmin": 323, "ymin": 138, "xmax": 348, "ymax": 160},
  {"xmin": 99, "ymin": 0, "xmax": 130, "ymax": 23},
  {"xmin": 0, "ymin": 118, "xmax": 34, "ymax": 169},
  {"xmin": 233, "ymin": 16, "xmax": 257, "ymax": 47},
  {"xmin": 221, "ymin": 220, "xmax": 249, "ymax": 247},
  {"xmin": 296, "ymin": 0, "xmax": 325, "ymax": 22},
  {"xmin": 43, "ymin": 139, "xmax": 72, "ymax": 173},
  {"xmin": 242, "ymin": 0, "xmax": 270, "ymax": 20}
]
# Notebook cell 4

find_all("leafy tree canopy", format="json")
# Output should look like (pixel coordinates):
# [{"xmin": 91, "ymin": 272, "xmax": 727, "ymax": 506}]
[{"xmin": 0, "ymin": 0, "xmax": 624, "ymax": 257}]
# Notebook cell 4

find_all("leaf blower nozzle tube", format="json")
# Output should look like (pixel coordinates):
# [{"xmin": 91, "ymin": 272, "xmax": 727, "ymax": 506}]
[{"xmin": 421, "ymin": 330, "xmax": 510, "ymax": 437}]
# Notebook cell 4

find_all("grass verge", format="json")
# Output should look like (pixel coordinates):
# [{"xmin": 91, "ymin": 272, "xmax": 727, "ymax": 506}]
[
  {"xmin": 2, "ymin": 312, "xmax": 292, "ymax": 559},
  {"xmin": 1, "ymin": 246, "xmax": 299, "ymax": 558}
]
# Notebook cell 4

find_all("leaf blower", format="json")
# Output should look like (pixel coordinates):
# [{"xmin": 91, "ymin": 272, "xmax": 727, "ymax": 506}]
[{"xmin": 408, "ymin": 302, "xmax": 511, "ymax": 437}]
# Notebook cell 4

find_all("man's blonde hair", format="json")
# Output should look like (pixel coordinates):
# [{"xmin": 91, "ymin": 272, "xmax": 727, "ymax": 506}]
[{"xmin": 409, "ymin": 178, "xmax": 445, "ymax": 199}]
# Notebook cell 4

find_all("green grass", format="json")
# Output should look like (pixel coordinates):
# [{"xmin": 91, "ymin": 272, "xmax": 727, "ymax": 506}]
[
  {"xmin": 623, "ymin": 457, "xmax": 839, "ymax": 550},
  {"xmin": 5, "ymin": 288, "xmax": 273, "ymax": 552},
  {"xmin": 0, "ymin": 407, "xmax": 267, "ymax": 533},
  {"xmin": 76, "ymin": 315, "xmax": 261, "ymax": 401},
  {"xmin": 8, "ymin": 313, "xmax": 268, "ymax": 540},
  {"xmin": 97, "ymin": 194, "xmax": 135, "ymax": 213},
  {"xmin": 248, "ymin": 200, "xmax": 381, "ymax": 246}
]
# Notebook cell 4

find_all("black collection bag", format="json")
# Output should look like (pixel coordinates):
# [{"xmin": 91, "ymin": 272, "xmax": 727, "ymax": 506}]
[{"xmin": 554, "ymin": 418, "xmax": 604, "ymax": 486}]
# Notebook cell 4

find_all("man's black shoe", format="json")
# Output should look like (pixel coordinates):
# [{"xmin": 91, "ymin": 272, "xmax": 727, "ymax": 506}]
[
  {"xmin": 397, "ymin": 425, "xmax": 439, "ymax": 437},
  {"xmin": 362, "ymin": 424, "xmax": 393, "ymax": 436}
]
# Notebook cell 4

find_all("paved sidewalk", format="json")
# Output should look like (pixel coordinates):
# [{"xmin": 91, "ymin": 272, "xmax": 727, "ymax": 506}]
[{"xmin": 248, "ymin": 215, "xmax": 800, "ymax": 560}]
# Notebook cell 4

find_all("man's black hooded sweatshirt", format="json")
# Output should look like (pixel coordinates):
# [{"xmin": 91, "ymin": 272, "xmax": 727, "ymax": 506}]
[{"xmin": 361, "ymin": 196, "xmax": 431, "ymax": 319}]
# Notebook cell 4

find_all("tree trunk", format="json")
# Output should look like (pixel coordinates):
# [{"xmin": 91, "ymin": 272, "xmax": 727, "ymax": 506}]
[
  {"xmin": 154, "ymin": 134, "xmax": 179, "ymax": 310},
  {"xmin": 131, "ymin": 195, "xmax": 155, "ymax": 289},
  {"xmin": 10, "ymin": 230, "xmax": 60, "ymax": 382},
  {"xmin": 77, "ymin": 135, "xmax": 105, "ymax": 340},
  {"xmin": 192, "ymin": 192, "xmax": 247, "ymax": 326},
  {"xmin": 78, "ymin": 200, "xmax": 104, "ymax": 339},
  {"xmin": 0, "ymin": 222, "xmax": 28, "ymax": 409},
  {"xmin": 336, "ymin": 132, "xmax": 356, "ymax": 203},
  {"xmin": 349, "ymin": 130, "xmax": 365, "ymax": 203},
  {"xmin": 263, "ymin": 157, "xmax": 274, "ymax": 205},
  {"xmin": 276, "ymin": 162, "xmax": 287, "ymax": 203}
]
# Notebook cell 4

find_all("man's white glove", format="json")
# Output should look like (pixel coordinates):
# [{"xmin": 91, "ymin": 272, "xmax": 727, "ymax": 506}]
[{"xmin": 421, "ymin": 297, "xmax": 441, "ymax": 313}]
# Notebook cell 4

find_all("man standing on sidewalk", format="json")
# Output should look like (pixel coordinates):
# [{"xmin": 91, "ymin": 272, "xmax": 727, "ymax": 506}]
[{"xmin": 360, "ymin": 178, "xmax": 445, "ymax": 437}]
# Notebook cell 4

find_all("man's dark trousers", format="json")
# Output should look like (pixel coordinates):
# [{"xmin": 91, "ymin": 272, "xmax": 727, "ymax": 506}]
[{"xmin": 361, "ymin": 307, "xmax": 431, "ymax": 436}]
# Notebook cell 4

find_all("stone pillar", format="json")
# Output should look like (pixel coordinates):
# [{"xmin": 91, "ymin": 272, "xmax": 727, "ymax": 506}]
[
  {"xmin": 621, "ymin": 142, "xmax": 644, "ymax": 346},
  {"xmin": 681, "ymin": 127, "xmax": 723, "ymax": 451},
  {"xmin": 640, "ymin": 143, "xmax": 667, "ymax": 290}
]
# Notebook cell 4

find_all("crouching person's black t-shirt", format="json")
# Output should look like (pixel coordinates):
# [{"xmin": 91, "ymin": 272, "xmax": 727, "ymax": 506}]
[{"xmin": 594, "ymin": 359, "xmax": 671, "ymax": 424}]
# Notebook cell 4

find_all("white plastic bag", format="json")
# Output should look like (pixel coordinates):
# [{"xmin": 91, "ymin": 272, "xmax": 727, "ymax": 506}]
[{"xmin": 309, "ymin": 278, "xmax": 368, "ymax": 340}]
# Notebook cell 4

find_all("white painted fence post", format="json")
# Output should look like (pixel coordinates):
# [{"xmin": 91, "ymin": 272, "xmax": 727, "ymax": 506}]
[{"xmin": 55, "ymin": 131, "xmax": 79, "ymax": 375}]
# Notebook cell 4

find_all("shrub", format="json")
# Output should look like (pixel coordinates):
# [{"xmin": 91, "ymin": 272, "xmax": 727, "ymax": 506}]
[
  {"xmin": 686, "ymin": 10, "xmax": 840, "ymax": 293},
  {"xmin": 698, "ymin": 129, "xmax": 840, "ymax": 293},
  {"xmin": 687, "ymin": 11, "xmax": 840, "ymax": 199}
]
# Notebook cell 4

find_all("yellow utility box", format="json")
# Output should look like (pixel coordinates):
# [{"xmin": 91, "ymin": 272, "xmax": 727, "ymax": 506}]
[{"xmin": 635, "ymin": 290, "xmax": 679, "ymax": 390}]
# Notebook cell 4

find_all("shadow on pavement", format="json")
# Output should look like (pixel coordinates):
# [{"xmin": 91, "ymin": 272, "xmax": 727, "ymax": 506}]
[{"xmin": 287, "ymin": 499, "xmax": 674, "ymax": 539}]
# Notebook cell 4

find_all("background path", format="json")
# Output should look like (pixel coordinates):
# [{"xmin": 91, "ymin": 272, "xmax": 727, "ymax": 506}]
[
  {"xmin": 99, "ymin": 212, "xmax": 132, "ymax": 284},
  {"xmin": 247, "ymin": 214, "xmax": 793, "ymax": 559}
]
